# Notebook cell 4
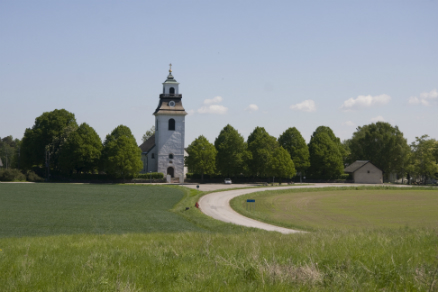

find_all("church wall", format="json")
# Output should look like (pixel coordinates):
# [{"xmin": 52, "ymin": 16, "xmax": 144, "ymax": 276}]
[{"xmin": 155, "ymin": 114, "xmax": 185, "ymax": 178}]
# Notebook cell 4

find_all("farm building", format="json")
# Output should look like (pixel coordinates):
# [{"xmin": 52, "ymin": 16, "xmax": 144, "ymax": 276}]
[{"xmin": 344, "ymin": 160, "xmax": 383, "ymax": 184}]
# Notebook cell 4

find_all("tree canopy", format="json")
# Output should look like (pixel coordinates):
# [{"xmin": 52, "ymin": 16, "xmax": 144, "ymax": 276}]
[
  {"xmin": 409, "ymin": 135, "xmax": 438, "ymax": 183},
  {"xmin": 278, "ymin": 127, "xmax": 310, "ymax": 174},
  {"xmin": 0, "ymin": 136, "xmax": 20, "ymax": 169},
  {"xmin": 307, "ymin": 129, "xmax": 344, "ymax": 179},
  {"xmin": 348, "ymin": 122, "xmax": 410, "ymax": 177},
  {"xmin": 214, "ymin": 124, "xmax": 248, "ymax": 177},
  {"xmin": 58, "ymin": 123, "xmax": 103, "ymax": 173},
  {"xmin": 20, "ymin": 109, "xmax": 77, "ymax": 170},
  {"xmin": 185, "ymin": 135, "xmax": 217, "ymax": 181},
  {"xmin": 142, "ymin": 126, "xmax": 155, "ymax": 143},
  {"xmin": 268, "ymin": 146, "xmax": 296, "ymax": 181},
  {"xmin": 100, "ymin": 125, "xmax": 142, "ymax": 179},
  {"xmin": 247, "ymin": 127, "xmax": 278, "ymax": 177}
]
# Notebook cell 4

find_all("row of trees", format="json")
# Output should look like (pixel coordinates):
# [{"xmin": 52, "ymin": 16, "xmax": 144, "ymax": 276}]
[
  {"xmin": 185, "ymin": 123, "xmax": 438, "ymax": 183},
  {"xmin": 185, "ymin": 124, "xmax": 347, "ymax": 181},
  {"xmin": 4, "ymin": 108, "xmax": 437, "ymax": 183},
  {"xmin": 18, "ymin": 109, "xmax": 142, "ymax": 179}
]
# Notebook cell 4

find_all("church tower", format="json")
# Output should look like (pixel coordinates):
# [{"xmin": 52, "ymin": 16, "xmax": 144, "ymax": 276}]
[{"xmin": 153, "ymin": 64, "xmax": 187, "ymax": 179}]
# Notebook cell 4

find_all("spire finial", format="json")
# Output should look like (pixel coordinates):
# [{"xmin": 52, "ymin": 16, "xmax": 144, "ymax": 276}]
[{"xmin": 169, "ymin": 63, "xmax": 172, "ymax": 72}]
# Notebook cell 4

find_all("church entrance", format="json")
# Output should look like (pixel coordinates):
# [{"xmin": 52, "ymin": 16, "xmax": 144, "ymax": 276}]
[{"xmin": 167, "ymin": 167, "xmax": 174, "ymax": 178}]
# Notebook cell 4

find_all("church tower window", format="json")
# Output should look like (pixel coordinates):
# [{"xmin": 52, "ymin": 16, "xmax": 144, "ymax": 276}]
[
  {"xmin": 169, "ymin": 154, "xmax": 174, "ymax": 159},
  {"xmin": 168, "ymin": 118, "xmax": 175, "ymax": 131},
  {"xmin": 169, "ymin": 87, "xmax": 175, "ymax": 94}
]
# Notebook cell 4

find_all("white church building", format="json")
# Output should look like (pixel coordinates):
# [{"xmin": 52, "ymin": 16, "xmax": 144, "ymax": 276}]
[{"xmin": 139, "ymin": 66, "xmax": 187, "ymax": 180}]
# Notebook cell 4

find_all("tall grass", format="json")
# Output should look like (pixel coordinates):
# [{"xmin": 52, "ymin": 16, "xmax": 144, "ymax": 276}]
[{"xmin": 0, "ymin": 229, "xmax": 437, "ymax": 291}]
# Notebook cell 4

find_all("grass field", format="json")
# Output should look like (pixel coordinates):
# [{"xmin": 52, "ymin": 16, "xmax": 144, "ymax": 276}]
[
  {"xmin": 0, "ymin": 183, "xmax": 202, "ymax": 237},
  {"xmin": 1, "ymin": 184, "xmax": 438, "ymax": 291},
  {"xmin": 230, "ymin": 186, "xmax": 438, "ymax": 231}
]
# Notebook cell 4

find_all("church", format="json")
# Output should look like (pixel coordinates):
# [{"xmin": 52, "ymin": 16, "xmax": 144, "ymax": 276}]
[{"xmin": 139, "ymin": 66, "xmax": 187, "ymax": 181}]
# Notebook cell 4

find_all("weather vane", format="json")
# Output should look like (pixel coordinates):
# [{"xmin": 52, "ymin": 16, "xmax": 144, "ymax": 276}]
[{"xmin": 169, "ymin": 63, "xmax": 172, "ymax": 72}]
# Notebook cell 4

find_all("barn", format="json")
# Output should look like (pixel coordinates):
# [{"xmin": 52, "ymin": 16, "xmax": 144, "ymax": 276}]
[{"xmin": 344, "ymin": 160, "xmax": 383, "ymax": 184}]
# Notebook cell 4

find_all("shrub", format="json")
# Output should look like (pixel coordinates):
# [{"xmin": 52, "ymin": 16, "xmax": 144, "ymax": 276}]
[
  {"xmin": 0, "ymin": 169, "xmax": 26, "ymax": 181},
  {"xmin": 27, "ymin": 171, "xmax": 44, "ymax": 182},
  {"xmin": 339, "ymin": 173, "xmax": 350, "ymax": 180},
  {"xmin": 136, "ymin": 172, "xmax": 164, "ymax": 179}
]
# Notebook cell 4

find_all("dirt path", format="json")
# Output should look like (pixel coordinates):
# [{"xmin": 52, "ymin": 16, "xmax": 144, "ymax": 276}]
[{"xmin": 197, "ymin": 183, "xmax": 412, "ymax": 234}]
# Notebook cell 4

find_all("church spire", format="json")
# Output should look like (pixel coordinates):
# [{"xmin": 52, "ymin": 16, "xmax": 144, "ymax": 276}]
[{"xmin": 164, "ymin": 63, "xmax": 177, "ymax": 83}]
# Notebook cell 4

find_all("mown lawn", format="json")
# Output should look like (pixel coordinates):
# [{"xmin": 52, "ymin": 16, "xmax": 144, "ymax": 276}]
[
  {"xmin": 231, "ymin": 186, "xmax": 438, "ymax": 231},
  {"xmin": 0, "ymin": 184, "xmax": 438, "ymax": 291}
]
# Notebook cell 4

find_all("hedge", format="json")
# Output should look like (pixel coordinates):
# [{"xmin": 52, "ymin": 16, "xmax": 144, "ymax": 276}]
[
  {"xmin": 136, "ymin": 172, "xmax": 164, "ymax": 179},
  {"xmin": 186, "ymin": 173, "xmax": 352, "ymax": 181}
]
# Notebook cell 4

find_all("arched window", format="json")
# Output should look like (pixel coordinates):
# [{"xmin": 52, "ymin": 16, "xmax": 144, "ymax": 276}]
[
  {"xmin": 168, "ymin": 118, "xmax": 175, "ymax": 130},
  {"xmin": 169, "ymin": 87, "xmax": 175, "ymax": 94},
  {"xmin": 169, "ymin": 154, "xmax": 174, "ymax": 159}
]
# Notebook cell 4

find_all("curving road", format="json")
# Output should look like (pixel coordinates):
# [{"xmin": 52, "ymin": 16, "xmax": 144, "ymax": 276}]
[{"xmin": 198, "ymin": 183, "xmax": 411, "ymax": 234}]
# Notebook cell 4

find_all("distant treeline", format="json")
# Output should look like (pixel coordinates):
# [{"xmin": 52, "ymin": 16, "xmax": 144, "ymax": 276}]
[{"xmin": 1, "ymin": 108, "xmax": 438, "ymax": 183}]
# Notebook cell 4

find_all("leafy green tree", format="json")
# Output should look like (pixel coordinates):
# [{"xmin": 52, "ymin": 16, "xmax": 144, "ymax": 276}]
[
  {"xmin": 101, "ymin": 125, "xmax": 142, "ymax": 180},
  {"xmin": 142, "ymin": 126, "xmax": 155, "ymax": 143},
  {"xmin": 348, "ymin": 122, "xmax": 410, "ymax": 179},
  {"xmin": 185, "ymin": 135, "xmax": 217, "ymax": 181},
  {"xmin": 341, "ymin": 139, "xmax": 353, "ymax": 165},
  {"xmin": 247, "ymin": 127, "xmax": 278, "ymax": 177},
  {"xmin": 278, "ymin": 127, "xmax": 310, "ymax": 181},
  {"xmin": 20, "ymin": 109, "xmax": 77, "ymax": 170},
  {"xmin": 307, "ymin": 130, "xmax": 344, "ymax": 179},
  {"xmin": 313, "ymin": 126, "xmax": 348, "ymax": 159},
  {"xmin": 410, "ymin": 135, "xmax": 438, "ymax": 184},
  {"xmin": 214, "ymin": 124, "xmax": 248, "ymax": 177},
  {"xmin": 0, "ymin": 136, "xmax": 21, "ymax": 169},
  {"xmin": 58, "ymin": 123, "xmax": 103, "ymax": 174},
  {"xmin": 268, "ymin": 147, "xmax": 296, "ymax": 182}
]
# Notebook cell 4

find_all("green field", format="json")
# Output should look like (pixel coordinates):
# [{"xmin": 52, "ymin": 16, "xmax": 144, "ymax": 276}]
[
  {"xmin": 0, "ymin": 183, "xmax": 202, "ymax": 237},
  {"xmin": 230, "ymin": 187, "xmax": 438, "ymax": 231},
  {"xmin": 1, "ymin": 184, "xmax": 438, "ymax": 291}
]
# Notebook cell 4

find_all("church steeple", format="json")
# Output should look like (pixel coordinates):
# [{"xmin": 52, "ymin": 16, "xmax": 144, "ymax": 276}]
[
  {"xmin": 162, "ymin": 63, "xmax": 179, "ymax": 95},
  {"xmin": 154, "ymin": 65, "xmax": 186, "ymax": 115}
]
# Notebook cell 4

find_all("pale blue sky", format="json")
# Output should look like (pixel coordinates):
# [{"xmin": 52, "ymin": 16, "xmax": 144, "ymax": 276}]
[{"xmin": 1, "ymin": 0, "xmax": 437, "ymax": 146}]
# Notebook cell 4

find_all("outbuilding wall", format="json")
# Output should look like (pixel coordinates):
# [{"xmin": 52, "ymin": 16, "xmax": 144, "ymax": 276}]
[{"xmin": 353, "ymin": 163, "xmax": 383, "ymax": 184}]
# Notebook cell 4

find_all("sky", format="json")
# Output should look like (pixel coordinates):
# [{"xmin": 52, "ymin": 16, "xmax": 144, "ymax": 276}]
[{"xmin": 1, "ymin": 0, "xmax": 437, "ymax": 146}]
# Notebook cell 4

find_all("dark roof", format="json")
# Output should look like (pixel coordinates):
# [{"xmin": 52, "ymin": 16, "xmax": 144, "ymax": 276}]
[
  {"xmin": 344, "ymin": 160, "xmax": 372, "ymax": 173},
  {"xmin": 139, "ymin": 134, "xmax": 155, "ymax": 153},
  {"xmin": 154, "ymin": 97, "xmax": 187, "ymax": 115}
]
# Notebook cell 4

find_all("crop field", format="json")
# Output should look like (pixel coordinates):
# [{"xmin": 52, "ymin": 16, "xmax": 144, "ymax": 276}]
[
  {"xmin": 231, "ymin": 187, "xmax": 438, "ymax": 231},
  {"xmin": 0, "ymin": 183, "xmax": 202, "ymax": 237},
  {"xmin": 0, "ymin": 184, "xmax": 438, "ymax": 291}
]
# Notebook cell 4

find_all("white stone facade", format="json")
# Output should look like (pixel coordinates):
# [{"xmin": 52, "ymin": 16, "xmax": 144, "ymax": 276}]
[
  {"xmin": 155, "ymin": 114, "xmax": 186, "ymax": 178},
  {"xmin": 138, "ymin": 69, "xmax": 187, "ymax": 179}
]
